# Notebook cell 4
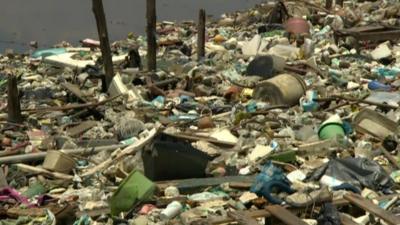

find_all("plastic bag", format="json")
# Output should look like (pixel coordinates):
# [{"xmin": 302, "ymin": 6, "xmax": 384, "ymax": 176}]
[{"xmin": 308, "ymin": 157, "xmax": 394, "ymax": 191}]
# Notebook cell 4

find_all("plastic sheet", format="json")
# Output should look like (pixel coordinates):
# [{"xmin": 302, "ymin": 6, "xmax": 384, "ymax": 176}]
[{"xmin": 308, "ymin": 157, "xmax": 394, "ymax": 191}]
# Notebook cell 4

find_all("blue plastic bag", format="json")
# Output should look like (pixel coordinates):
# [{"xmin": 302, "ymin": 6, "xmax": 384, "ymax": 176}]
[{"xmin": 250, "ymin": 161, "xmax": 294, "ymax": 204}]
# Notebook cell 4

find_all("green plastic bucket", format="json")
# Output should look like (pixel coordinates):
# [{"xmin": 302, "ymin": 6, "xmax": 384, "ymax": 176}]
[
  {"xmin": 110, "ymin": 170, "xmax": 155, "ymax": 215},
  {"xmin": 318, "ymin": 123, "xmax": 345, "ymax": 140}
]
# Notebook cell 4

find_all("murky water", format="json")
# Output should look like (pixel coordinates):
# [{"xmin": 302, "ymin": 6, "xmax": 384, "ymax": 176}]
[{"xmin": 0, "ymin": 0, "xmax": 263, "ymax": 52}]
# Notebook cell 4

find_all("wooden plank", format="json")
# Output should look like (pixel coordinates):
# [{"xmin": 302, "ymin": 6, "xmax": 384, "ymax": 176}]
[
  {"xmin": 266, "ymin": 205, "xmax": 308, "ymax": 225},
  {"xmin": 355, "ymin": 30, "xmax": 400, "ymax": 42},
  {"xmin": 168, "ymin": 133, "xmax": 236, "ymax": 147},
  {"xmin": 228, "ymin": 211, "xmax": 259, "ymax": 225},
  {"xmin": 7, "ymin": 207, "xmax": 46, "ymax": 217},
  {"xmin": 229, "ymin": 181, "xmax": 252, "ymax": 190},
  {"xmin": 339, "ymin": 25, "xmax": 386, "ymax": 33},
  {"xmin": 344, "ymin": 193, "xmax": 400, "ymax": 225},
  {"xmin": 209, "ymin": 210, "xmax": 272, "ymax": 225},
  {"xmin": 66, "ymin": 121, "xmax": 98, "ymax": 137},
  {"xmin": 62, "ymin": 82, "xmax": 87, "ymax": 102},
  {"xmin": 15, "ymin": 164, "xmax": 73, "ymax": 180},
  {"xmin": 92, "ymin": 0, "xmax": 114, "ymax": 89}
]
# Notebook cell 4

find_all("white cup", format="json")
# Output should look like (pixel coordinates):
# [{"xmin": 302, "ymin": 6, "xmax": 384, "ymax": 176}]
[{"xmin": 160, "ymin": 201, "xmax": 182, "ymax": 220}]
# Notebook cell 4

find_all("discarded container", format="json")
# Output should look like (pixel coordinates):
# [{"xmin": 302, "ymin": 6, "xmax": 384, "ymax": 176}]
[
  {"xmin": 160, "ymin": 201, "xmax": 183, "ymax": 220},
  {"xmin": 318, "ymin": 115, "xmax": 345, "ymax": 140},
  {"xmin": 242, "ymin": 34, "xmax": 262, "ymax": 56},
  {"xmin": 354, "ymin": 141, "xmax": 373, "ymax": 159},
  {"xmin": 285, "ymin": 17, "xmax": 310, "ymax": 35},
  {"xmin": 42, "ymin": 150, "xmax": 75, "ymax": 174},
  {"xmin": 108, "ymin": 73, "xmax": 128, "ymax": 97},
  {"xmin": 164, "ymin": 186, "xmax": 180, "ymax": 198},
  {"xmin": 253, "ymin": 73, "xmax": 306, "ymax": 106},
  {"xmin": 142, "ymin": 133, "xmax": 213, "ymax": 181},
  {"xmin": 110, "ymin": 170, "xmax": 155, "ymax": 215},
  {"xmin": 267, "ymin": 44, "xmax": 300, "ymax": 59},
  {"xmin": 31, "ymin": 48, "xmax": 66, "ymax": 59},
  {"xmin": 319, "ymin": 124, "xmax": 345, "ymax": 140},
  {"xmin": 353, "ymin": 108, "xmax": 398, "ymax": 139},
  {"xmin": 301, "ymin": 90, "xmax": 319, "ymax": 112},
  {"xmin": 246, "ymin": 55, "xmax": 275, "ymax": 79}
]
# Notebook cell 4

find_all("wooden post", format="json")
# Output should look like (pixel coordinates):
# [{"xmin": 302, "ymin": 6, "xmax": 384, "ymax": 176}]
[
  {"xmin": 7, "ymin": 75, "xmax": 22, "ymax": 124},
  {"xmin": 325, "ymin": 0, "xmax": 332, "ymax": 9},
  {"xmin": 92, "ymin": 0, "xmax": 114, "ymax": 90},
  {"xmin": 336, "ymin": 0, "xmax": 343, "ymax": 7},
  {"xmin": 197, "ymin": 9, "xmax": 206, "ymax": 61},
  {"xmin": 146, "ymin": 0, "xmax": 157, "ymax": 71}
]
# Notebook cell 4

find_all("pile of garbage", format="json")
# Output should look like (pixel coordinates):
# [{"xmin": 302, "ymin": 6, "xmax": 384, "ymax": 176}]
[{"xmin": 1, "ymin": 0, "xmax": 400, "ymax": 224}]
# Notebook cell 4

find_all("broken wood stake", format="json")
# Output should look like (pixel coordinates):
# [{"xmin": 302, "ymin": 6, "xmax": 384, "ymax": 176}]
[
  {"xmin": 146, "ymin": 0, "xmax": 157, "ymax": 71},
  {"xmin": 344, "ymin": 193, "xmax": 400, "ymax": 225},
  {"xmin": 197, "ymin": 9, "xmax": 206, "ymax": 61},
  {"xmin": 92, "ymin": 0, "xmax": 114, "ymax": 90},
  {"xmin": 7, "ymin": 75, "xmax": 22, "ymax": 124},
  {"xmin": 325, "ymin": 0, "xmax": 333, "ymax": 10}
]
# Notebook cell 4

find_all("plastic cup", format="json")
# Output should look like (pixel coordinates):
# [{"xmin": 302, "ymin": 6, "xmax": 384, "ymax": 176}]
[
  {"xmin": 160, "ymin": 201, "xmax": 183, "ymax": 220},
  {"xmin": 318, "ymin": 123, "xmax": 345, "ymax": 140}
]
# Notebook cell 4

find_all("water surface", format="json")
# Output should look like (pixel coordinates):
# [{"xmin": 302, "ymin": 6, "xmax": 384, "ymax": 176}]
[{"xmin": 0, "ymin": 0, "xmax": 263, "ymax": 52}]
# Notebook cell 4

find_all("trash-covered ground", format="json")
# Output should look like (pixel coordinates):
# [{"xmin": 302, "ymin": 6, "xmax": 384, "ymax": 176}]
[{"xmin": 1, "ymin": 0, "xmax": 400, "ymax": 224}]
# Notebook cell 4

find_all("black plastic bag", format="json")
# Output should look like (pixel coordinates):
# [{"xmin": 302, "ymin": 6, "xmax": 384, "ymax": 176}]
[
  {"xmin": 308, "ymin": 157, "xmax": 393, "ymax": 191},
  {"xmin": 317, "ymin": 203, "xmax": 341, "ymax": 225}
]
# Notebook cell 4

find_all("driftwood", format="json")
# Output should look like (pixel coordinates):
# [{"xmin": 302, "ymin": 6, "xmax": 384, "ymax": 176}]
[
  {"xmin": 22, "ymin": 93, "xmax": 122, "ymax": 113},
  {"xmin": 0, "ymin": 144, "xmax": 126, "ymax": 164},
  {"xmin": 16, "ymin": 163, "xmax": 74, "ymax": 180},
  {"xmin": 81, "ymin": 126, "xmax": 160, "ymax": 177},
  {"xmin": 228, "ymin": 211, "xmax": 260, "ymax": 225}
]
